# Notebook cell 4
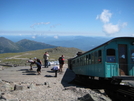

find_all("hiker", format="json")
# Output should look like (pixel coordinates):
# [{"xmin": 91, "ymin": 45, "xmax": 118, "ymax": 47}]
[
  {"xmin": 43, "ymin": 52, "xmax": 49, "ymax": 68},
  {"xmin": 34, "ymin": 57, "xmax": 42, "ymax": 75},
  {"xmin": 51, "ymin": 66, "xmax": 59, "ymax": 77},
  {"xmin": 27, "ymin": 58, "xmax": 34, "ymax": 70},
  {"xmin": 58, "ymin": 55, "xmax": 64, "ymax": 73}
]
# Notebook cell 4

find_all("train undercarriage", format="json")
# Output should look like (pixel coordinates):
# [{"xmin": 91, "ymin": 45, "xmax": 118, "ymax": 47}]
[{"xmin": 73, "ymin": 74, "xmax": 134, "ymax": 101}]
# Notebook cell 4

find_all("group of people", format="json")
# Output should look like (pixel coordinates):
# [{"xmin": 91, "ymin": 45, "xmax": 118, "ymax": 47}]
[{"xmin": 27, "ymin": 52, "xmax": 65, "ymax": 77}]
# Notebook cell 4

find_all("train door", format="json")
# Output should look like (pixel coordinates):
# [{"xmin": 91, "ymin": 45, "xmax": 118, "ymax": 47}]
[{"xmin": 118, "ymin": 44, "xmax": 128, "ymax": 75}]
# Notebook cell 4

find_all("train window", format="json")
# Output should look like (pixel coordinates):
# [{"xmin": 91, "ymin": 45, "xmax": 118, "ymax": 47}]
[
  {"xmin": 81, "ymin": 57, "xmax": 83, "ymax": 65},
  {"xmin": 80, "ymin": 58, "xmax": 82, "ymax": 66},
  {"xmin": 83, "ymin": 57, "xmax": 85, "ymax": 65},
  {"xmin": 77, "ymin": 59, "xmax": 79, "ymax": 66},
  {"xmin": 72, "ymin": 60, "xmax": 76, "ymax": 66},
  {"xmin": 106, "ymin": 49, "xmax": 116, "ymax": 62},
  {"xmin": 98, "ymin": 50, "xmax": 102, "ymax": 63},
  {"xmin": 107, "ymin": 49, "xmax": 115, "ymax": 55},
  {"xmin": 131, "ymin": 50, "xmax": 134, "ymax": 63},
  {"xmin": 94, "ymin": 51, "xmax": 98, "ymax": 64},
  {"xmin": 98, "ymin": 50, "xmax": 102, "ymax": 56},
  {"xmin": 91, "ymin": 53, "xmax": 94, "ymax": 64},
  {"xmin": 88, "ymin": 54, "xmax": 91, "ymax": 64},
  {"xmin": 84, "ymin": 56, "xmax": 87, "ymax": 65},
  {"xmin": 86, "ymin": 55, "xmax": 88, "ymax": 65}
]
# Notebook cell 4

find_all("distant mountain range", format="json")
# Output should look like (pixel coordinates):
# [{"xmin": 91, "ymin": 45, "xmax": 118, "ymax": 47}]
[
  {"xmin": 2, "ymin": 35, "xmax": 113, "ymax": 51},
  {"xmin": 0, "ymin": 37, "xmax": 57, "ymax": 53},
  {"xmin": 0, "ymin": 36, "xmax": 113, "ymax": 53}
]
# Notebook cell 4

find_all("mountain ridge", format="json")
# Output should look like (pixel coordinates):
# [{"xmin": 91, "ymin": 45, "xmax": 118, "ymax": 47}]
[
  {"xmin": 0, "ymin": 36, "xmax": 113, "ymax": 53},
  {"xmin": 0, "ymin": 37, "xmax": 57, "ymax": 53}
]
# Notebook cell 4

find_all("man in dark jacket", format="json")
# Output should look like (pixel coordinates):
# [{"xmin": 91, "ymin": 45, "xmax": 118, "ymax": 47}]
[
  {"xmin": 58, "ymin": 55, "xmax": 64, "ymax": 73},
  {"xmin": 34, "ymin": 57, "xmax": 42, "ymax": 75}
]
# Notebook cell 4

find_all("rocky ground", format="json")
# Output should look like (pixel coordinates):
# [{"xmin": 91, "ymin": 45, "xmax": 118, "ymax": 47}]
[{"xmin": 0, "ymin": 64, "xmax": 112, "ymax": 101}]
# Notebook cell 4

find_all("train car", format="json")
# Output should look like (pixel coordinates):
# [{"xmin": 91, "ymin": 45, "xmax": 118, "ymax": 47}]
[{"xmin": 68, "ymin": 37, "xmax": 134, "ymax": 82}]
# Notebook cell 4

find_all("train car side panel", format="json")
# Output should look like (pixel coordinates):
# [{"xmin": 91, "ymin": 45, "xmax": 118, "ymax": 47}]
[
  {"xmin": 128, "ymin": 44, "xmax": 134, "ymax": 76},
  {"xmin": 129, "ymin": 65, "xmax": 134, "ymax": 75},
  {"xmin": 105, "ymin": 63, "xmax": 119, "ymax": 77}
]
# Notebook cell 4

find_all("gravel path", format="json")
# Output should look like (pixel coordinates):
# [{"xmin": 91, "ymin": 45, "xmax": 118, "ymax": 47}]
[{"xmin": 0, "ymin": 65, "xmax": 111, "ymax": 101}]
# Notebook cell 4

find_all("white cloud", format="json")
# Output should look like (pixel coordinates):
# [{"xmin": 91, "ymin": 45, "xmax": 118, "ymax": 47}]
[
  {"xmin": 96, "ymin": 9, "xmax": 127, "ymax": 35},
  {"xmin": 54, "ymin": 36, "xmax": 58, "ymax": 39},
  {"xmin": 131, "ymin": 34, "xmax": 134, "ymax": 37},
  {"xmin": 103, "ymin": 23, "xmax": 119, "ymax": 34},
  {"xmin": 30, "ymin": 22, "xmax": 50, "ymax": 29},
  {"xmin": 121, "ymin": 22, "xmax": 127, "ymax": 28},
  {"xmin": 32, "ymin": 36, "xmax": 36, "ymax": 39},
  {"xmin": 50, "ymin": 24, "xmax": 61, "ymax": 28},
  {"xmin": 96, "ymin": 9, "xmax": 112, "ymax": 23}
]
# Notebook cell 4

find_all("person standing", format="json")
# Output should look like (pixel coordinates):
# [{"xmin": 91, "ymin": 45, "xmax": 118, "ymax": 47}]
[
  {"xmin": 58, "ymin": 55, "xmax": 64, "ymax": 73},
  {"xmin": 34, "ymin": 57, "xmax": 42, "ymax": 75},
  {"xmin": 43, "ymin": 52, "xmax": 49, "ymax": 68}
]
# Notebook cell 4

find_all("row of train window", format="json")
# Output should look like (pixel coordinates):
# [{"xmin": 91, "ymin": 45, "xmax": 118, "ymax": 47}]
[{"xmin": 72, "ymin": 49, "xmax": 116, "ymax": 66}]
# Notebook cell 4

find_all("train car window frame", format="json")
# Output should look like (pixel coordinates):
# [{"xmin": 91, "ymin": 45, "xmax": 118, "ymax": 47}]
[
  {"xmin": 131, "ymin": 50, "xmax": 134, "ymax": 63},
  {"xmin": 84, "ymin": 56, "xmax": 87, "ymax": 65},
  {"xmin": 88, "ymin": 54, "xmax": 91, "ymax": 64},
  {"xmin": 91, "ymin": 52, "xmax": 94, "ymax": 64},
  {"xmin": 80, "ymin": 57, "xmax": 82, "ymax": 66},
  {"xmin": 94, "ymin": 51, "xmax": 98, "ymax": 64},
  {"xmin": 106, "ymin": 49, "xmax": 116, "ymax": 63},
  {"xmin": 86, "ymin": 55, "xmax": 88, "ymax": 65},
  {"xmin": 77, "ymin": 58, "xmax": 80, "ymax": 65},
  {"xmin": 98, "ymin": 50, "xmax": 102, "ymax": 63},
  {"xmin": 72, "ymin": 60, "xmax": 76, "ymax": 67}
]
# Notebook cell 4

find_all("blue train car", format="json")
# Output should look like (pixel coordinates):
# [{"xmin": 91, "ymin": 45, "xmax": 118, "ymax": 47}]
[{"xmin": 69, "ymin": 37, "xmax": 134, "ymax": 80}]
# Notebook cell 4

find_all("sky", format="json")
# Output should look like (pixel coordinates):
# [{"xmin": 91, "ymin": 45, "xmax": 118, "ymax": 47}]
[{"xmin": 0, "ymin": 0, "xmax": 134, "ymax": 38}]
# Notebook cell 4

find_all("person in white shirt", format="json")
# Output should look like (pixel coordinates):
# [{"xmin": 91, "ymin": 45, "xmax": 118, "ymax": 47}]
[
  {"xmin": 43, "ymin": 52, "xmax": 49, "ymax": 68},
  {"xmin": 51, "ymin": 66, "xmax": 59, "ymax": 77},
  {"xmin": 27, "ymin": 58, "xmax": 34, "ymax": 70}
]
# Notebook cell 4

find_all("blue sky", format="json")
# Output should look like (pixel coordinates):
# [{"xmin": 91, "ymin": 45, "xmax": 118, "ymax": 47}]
[{"xmin": 0, "ymin": 0, "xmax": 134, "ymax": 38}]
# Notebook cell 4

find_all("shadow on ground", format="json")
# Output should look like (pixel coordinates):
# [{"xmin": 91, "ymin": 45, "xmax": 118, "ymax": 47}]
[
  {"xmin": 44, "ymin": 75, "xmax": 54, "ymax": 77},
  {"xmin": 47, "ymin": 71, "xmax": 55, "ymax": 73},
  {"xmin": 61, "ymin": 68, "xmax": 76, "ymax": 87},
  {"xmin": 18, "ymin": 68, "xmax": 37, "ymax": 75}
]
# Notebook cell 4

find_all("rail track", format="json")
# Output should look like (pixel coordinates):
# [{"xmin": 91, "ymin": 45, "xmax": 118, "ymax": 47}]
[{"xmin": 73, "ymin": 76, "xmax": 134, "ymax": 101}]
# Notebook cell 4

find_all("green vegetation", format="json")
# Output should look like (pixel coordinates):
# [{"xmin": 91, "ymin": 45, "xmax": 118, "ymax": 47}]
[{"xmin": 0, "ymin": 47, "xmax": 84, "ymax": 66}]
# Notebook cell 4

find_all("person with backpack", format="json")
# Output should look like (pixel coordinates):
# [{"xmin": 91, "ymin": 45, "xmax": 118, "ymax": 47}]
[
  {"xmin": 58, "ymin": 55, "xmax": 64, "ymax": 73},
  {"xmin": 34, "ymin": 57, "xmax": 42, "ymax": 75}
]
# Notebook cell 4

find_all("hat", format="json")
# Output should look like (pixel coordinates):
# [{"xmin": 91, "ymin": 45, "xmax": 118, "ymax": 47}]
[{"xmin": 34, "ymin": 57, "xmax": 37, "ymax": 59}]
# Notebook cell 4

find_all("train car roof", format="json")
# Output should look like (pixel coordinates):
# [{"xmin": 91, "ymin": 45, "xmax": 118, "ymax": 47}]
[{"xmin": 79, "ymin": 37, "xmax": 134, "ymax": 56}]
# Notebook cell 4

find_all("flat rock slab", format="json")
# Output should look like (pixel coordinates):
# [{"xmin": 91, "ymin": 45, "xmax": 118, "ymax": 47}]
[{"xmin": 0, "ymin": 64, "xmax": 75, "ymax": 86}]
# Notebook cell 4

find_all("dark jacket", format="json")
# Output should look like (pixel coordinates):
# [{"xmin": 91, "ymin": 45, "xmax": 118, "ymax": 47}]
[{"xmin": 58, "ymin": 57, "xmax": 64, "ymax": 64}]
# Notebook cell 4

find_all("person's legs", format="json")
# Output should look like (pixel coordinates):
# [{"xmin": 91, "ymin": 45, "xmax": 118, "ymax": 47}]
[
  {"xmin": 59, "ymin": 64, "xmax": 63, "ymax": 72},
  {"xmin": 30, "ymin": 63, "xmax": 33, "ymax": 70},
  {"xmin": 59, "ymin": 64, "xmax": 61, "ymax": 72},
  {"xmin": 45, "ymin": 60, "xmax": 48, "ymax": 68},
  {"xmin": 55, "ymin": 70, "xmax": 58, "ymax": 77},
  {"xmin": 46, "ymin": 60, "xmax": 48, "ymax": 68},
  {"xmin": 44, "ymin": 60, "xmax": 45, "ymax": 68},
  {"xmin": 37, "ymin": 66, "xmax": 41, "ymax": 75}
]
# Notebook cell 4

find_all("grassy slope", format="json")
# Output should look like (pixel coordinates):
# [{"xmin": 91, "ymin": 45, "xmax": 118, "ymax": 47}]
[{"xmin": 0, "ymin": 47, "xmax": 84, "ymax": 66}]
